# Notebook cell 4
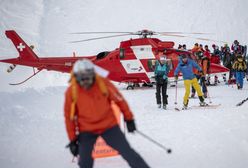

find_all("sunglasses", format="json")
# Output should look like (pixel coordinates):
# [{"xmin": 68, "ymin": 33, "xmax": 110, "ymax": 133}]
[{"xmin": 75, "ymin": 74, "xmax": 94, "ymax": 82}]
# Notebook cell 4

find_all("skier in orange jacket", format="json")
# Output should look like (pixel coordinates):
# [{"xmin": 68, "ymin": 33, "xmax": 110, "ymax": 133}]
[{"xmin": 64, "ymin": 59, "xmax": 150, "ymax": 168}]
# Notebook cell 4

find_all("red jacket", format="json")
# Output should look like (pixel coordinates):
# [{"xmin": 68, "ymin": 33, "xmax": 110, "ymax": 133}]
[{"xmin": 204, "ymin": 49, "xmax": 211, "ymax": 59}]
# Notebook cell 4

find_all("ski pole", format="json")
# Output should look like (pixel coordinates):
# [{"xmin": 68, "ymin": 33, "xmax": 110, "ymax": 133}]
[
  {"xmin": 136, "ymin": 130, "xmax": 172, "ymax": 154},
  {"xmin": 174, "ymin": 80, "xmax": 178, "ymax": 105}
]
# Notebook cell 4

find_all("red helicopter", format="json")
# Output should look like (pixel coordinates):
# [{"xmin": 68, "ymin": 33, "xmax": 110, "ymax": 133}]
[{"xmin": 0, "ymin": 30, "xmax": 229, "ymax": 89}]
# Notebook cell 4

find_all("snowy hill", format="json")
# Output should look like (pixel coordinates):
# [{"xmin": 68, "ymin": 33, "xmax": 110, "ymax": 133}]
[
  {"xmin": 1, "ymin": 0, "xmax": 248, "ymax": 92},
  {"xmin": 0, "ymin": 83, "xmax": 248, "ymax": 168}
]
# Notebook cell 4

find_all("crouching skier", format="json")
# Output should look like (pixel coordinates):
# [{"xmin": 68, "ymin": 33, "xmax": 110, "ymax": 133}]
[
  {"xmin": 64, "ymin": 59, "xmax": 150, "ymax": 168},
  {"xmin": 155, "ymin": 55, "xmax": 170, "ymax": 109},
  {"xmin": 174, "ymin": 54, "xmax": 207, "ymax": 109}
]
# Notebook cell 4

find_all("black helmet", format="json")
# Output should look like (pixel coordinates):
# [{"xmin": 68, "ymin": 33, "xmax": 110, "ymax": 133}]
[{"xmin": 180, "ymin": 54, "xmax": 188, "ymax": 59}]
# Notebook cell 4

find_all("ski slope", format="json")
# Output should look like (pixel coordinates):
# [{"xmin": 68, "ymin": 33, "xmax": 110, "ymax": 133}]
[{"xmin": 0, "ymin": 82, "xmax": 248, "ymax": 168}]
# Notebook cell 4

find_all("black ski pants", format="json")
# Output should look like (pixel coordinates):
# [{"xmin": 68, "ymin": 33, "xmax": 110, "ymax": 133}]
[
  {"xmin": 156, "ymin": 80, "xmax": 168, "ymax": 105},
  {"xmin": 78, "ymin": 125, "xmax": 150, "ymax": 168}
]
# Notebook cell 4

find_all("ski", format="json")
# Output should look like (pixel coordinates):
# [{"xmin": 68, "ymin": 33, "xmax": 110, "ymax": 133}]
[
  {"xmin": 191, "ymin": 104, "xmax": 221, "ymax": 109},
  {"xmin": 174, "ymin": 107, "xmax": 189, "ymax": 111},
  {"xmin": 174, "ymin": 107, "xmax": 181, "ymax": 111},
  {"xmin": 175, "ymin": 104, "xmax": 221, "ymax": 111},
  {"xmin": 236, "ymin": 97, "xmax": 248, "ymax": 106}
]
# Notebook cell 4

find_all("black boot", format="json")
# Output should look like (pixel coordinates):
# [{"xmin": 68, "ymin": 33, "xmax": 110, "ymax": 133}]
[{"xmin": 199, "ymin": 96, "xmax": 207, "ymax": 106}]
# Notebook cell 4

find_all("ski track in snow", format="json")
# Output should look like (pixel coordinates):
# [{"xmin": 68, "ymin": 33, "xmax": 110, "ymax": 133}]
[{"xmin": 0, "ymin": 82, "xmax": 248, "ymax": 168}]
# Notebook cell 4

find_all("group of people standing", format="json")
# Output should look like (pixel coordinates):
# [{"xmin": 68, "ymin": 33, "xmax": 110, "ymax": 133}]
[
  {"xmin": 154, "ymin": 52, "xmax": 207, "ymax": 110},
  {"xmin": 154, "ymin": 40, "xmax": 247, "ymax": 110},
  {"xmin": 178, "ymin": 40, "xmax": 248, "ymax": 88}
]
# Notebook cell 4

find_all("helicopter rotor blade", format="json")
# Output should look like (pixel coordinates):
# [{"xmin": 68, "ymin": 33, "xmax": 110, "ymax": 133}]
[
  {"xmin": 158, "ymin": 32, "xmax": 213, "ymax": 35},
  {"xmin": 70, "ymin": 32, "xmax": 133, "ymax": 35},
  {"xmin": 194, "ymin": 37, "xmax": 227, "ymax": 43},
  {"xmin": 159, "ymin": 33, "xmax": 227, "ymax": 43},
  {"xmin": 69, "ymin": 33, "xmax": 133, "ymax": 43},
  {"xmin": 159, "ymin": 33, "xmax": 188, "ymax": 38}
]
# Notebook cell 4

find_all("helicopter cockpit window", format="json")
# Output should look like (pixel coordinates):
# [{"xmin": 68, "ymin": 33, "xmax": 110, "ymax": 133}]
[
  {"xmin": 96, "ymin": 51, "xmax": 110, "ymax": 60},
  {"xmin": 119, "ymin": 48, "xmax": 125, "ymax": 59}
]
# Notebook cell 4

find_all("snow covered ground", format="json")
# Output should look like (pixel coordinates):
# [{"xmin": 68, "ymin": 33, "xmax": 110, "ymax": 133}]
[
  {"xmin": 1, "ymin": 0, "xmax": 248, "ymax": 167},
  {"xmin": 0, "ymin": 81, "xmax": 248, "ymax": 168}
]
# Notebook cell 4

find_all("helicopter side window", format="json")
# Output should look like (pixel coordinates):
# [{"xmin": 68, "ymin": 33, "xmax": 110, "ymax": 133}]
[
  {"xmin": 119, "ymin": 48, "xmax": 125, "ymax": 59},
  {"xmin": 96, "ymin": 52, "xmax": 110, "ymax": 60}
]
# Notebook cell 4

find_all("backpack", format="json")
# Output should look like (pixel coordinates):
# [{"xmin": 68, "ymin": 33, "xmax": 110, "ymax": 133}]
[{"xmin": 202, "ymin": 57, "xmax": 210, "ymax": 74}]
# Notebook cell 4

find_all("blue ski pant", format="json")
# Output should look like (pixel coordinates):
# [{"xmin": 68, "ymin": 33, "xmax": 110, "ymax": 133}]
[
  {"xmin": 78, "ymin": 125, "xmax": 150, "ymax": 168},
  {"xmin": 235, "ymin": 71, "xmax": 245, "ymax": 88}
]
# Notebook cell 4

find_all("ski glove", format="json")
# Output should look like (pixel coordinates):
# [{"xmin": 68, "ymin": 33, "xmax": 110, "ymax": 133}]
[
  {"xmin": 125, "ymin": 120, "xmax": 136, "ymax": 133},
  {"xmin": 66, "ymin": 139, "xmax": 79, "ymax": 157},
  {"xmin": 198, "ymin": 70, "xmax": 203, "ymax": 76}
]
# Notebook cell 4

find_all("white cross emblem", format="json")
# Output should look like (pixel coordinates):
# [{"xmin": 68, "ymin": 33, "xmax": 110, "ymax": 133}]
[{"xmin": 17, "ymin": 43, "xmax": 25, "ymax": 52}]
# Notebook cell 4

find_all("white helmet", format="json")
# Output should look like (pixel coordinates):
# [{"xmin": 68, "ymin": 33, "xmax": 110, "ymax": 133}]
[
  {"xmin": 73, "ymin": 59, "xmax": 95, "ymax": 74},
  {"xmin": 160, "ymin": 55, "xmax": 167, "ymax": 61}
]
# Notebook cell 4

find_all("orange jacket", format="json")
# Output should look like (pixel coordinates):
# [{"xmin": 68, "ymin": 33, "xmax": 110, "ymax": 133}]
[
  {"xmin": 194, "ymin": 58, "xmax": 209, "ymax": 76},
  {"xmin": 201, "ymin": 58, "xmax": 209, "ymax": 75},
  {"xmin": 191, "ymin": 46, "xmax": 199, "ymax": 53},
  {"xmin": 64, "ymin": 75, "xmax": 133, "ymax": 141}
]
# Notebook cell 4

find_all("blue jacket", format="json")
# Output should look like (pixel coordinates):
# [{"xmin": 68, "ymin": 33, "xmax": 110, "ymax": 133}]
[
  {"xmin": 154, "ymin": 61, "xmax": 170, "ymax": 80},
  {"xmin": 174, "ymin": 59, "xmax": 202, "ymax": 80}
]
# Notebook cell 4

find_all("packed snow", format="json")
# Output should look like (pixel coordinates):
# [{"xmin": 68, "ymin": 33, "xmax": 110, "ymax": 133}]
[
  {"xmin": 0, "ymin": 82, "xmax": 248, "ymax": 168},
  {"xmin": 1, "ymin": 0, "xmax": 248, "ymax": 168}
]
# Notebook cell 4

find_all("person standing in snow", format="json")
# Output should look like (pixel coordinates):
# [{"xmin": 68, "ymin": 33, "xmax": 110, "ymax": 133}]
[
  {"xmin": 64, "ymin": 59, "xmax": 150, "ymax": 168},
  {"xmin": 212, "ymin": 44, "xmax": 221, "ymax": 58},
  {"xmin": 222, "ymin": 44, "xmax": 231, "ymax": 55},
  {"xmin": 183, "ymin": 44, "xmax": 187, "ymax": 50},
  {"xmin": 203, "ymin": 45, "xmax": 211, "ymax": 59},
  {"xmin": 211, "ymin": 44, "xmax": 221, "ymax": 64},
  {"xmin": 199, "ymin": 44, "xmax": 204, "ymax": 52},
  {"xmin": 222, "ymin": 45, "xmax": 235, "ymax": 83},
  {"xmin": 174, "ymin": 54, "xmax": 206, "ymax": 109},
  {"xmin": 191, "ymin": 43, "xmax": 199, "ymax": 54},
  {"xmin": 232, "ymin": 55, "xmax": 247, "ymax": 89},
  {"xmin": 178, "ymin": 44, "xmax": 183, "ymax": 50},
  {"xmin": 231, "ymin": 40, "xmax": 243, "ymax": 55},
  {"xmin": 191, "ymin": 52, "xmax": 209, "ymax": 98},
  {"xmin": 154, "ymin": 55, "xmax": 170, "ymax": 109}
]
